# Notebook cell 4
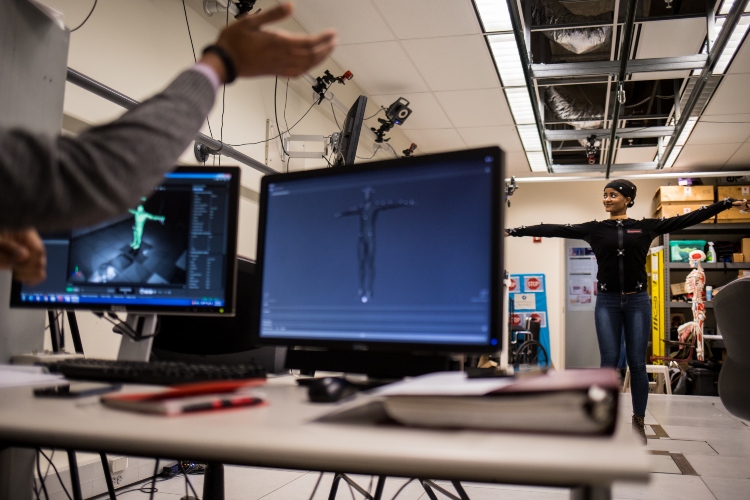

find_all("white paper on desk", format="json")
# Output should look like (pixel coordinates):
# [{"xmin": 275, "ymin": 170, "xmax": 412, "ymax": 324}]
[
  {"xmin": 372, "ymin": 372, "xmax": 515, "ymax": 397},
  {"xmin": 0, "ymin": 365, "xmax": 65, "ymax": 388}
]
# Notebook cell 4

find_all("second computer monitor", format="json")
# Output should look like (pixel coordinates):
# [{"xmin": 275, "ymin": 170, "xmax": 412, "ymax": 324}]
[
  {"xmin": 255, "ymin": 147, "xmax": 504, "ymax": 357},
  {"xmin": 334, "ymin": 95, "xmax": 367, "ymax": 167}
]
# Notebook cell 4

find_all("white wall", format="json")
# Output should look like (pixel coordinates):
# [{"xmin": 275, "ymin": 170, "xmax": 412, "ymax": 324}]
[{"xmin": 504, "ymin": 177, "xmax": 667, "ymax": 368}]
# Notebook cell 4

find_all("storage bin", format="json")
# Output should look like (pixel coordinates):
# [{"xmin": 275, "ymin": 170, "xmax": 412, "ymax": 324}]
[
  {"xmin": 686, "ymin": 367, "xmax": 719, "ymax": 396},
  {"xmin": 669, "ymin": 240, "xmax": 706, "ymax": 262}
]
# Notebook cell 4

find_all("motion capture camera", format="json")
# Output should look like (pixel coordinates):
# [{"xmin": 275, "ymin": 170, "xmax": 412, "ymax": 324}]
[
  {"xmin": 234, "ymin": 0, "xmax": 256, "ymax": 17},
  {"xmin": 386, "ymin": 98, "xmax": 412, "ymax": 126},
  {"xmin": 312, "ymin": 70, "xmax": 354, "ymax": 104},
  {"xmin": 403, "ymin": 143, "xmax": 417, "ymax": 157},
  {"xmin": 585, "ymin": 135, "xmax": 600, "ymax": 165}
]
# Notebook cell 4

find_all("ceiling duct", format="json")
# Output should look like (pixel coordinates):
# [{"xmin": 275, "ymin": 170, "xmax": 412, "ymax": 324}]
[
  {"xmin": 545, "ymin": 86, "xmax": 604, "ymax": 146},
  {"xmin": 532, "ymin": 0, "xmax": 612, "ymax": 54}
]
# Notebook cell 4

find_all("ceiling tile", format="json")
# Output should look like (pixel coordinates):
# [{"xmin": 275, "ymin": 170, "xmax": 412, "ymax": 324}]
[
  {"xmin": 458, "ymin": 126, "xmax": 524, "ymax": 152},
  {"xmin": 402, "ymin": 36, "xmax": 500, "ymax": 91},
  {"xmin": 402, "ymin": 128, "xmax": 466, "ymax": 153},
  {"xmin": 373, "ymin": 0, "xmax": 480, "ymax": 40},
  {"xmin": 291, "ymin": 0, "xmax": 394, "ymax": 45},
  {"xmin": 331, "ymin": 42, "xmax": 429, "ymax": 95},
  {"xmin": 370, "ymin": 92, "xmax": 453, "ymax": 129},
  {"xmin": 435, "ymin": 89, "xmax": 514, "ymax": 128},
  {"xmin": 673, "ymin": 143, "xmax": 741, "ymax": 168},
  {"xmin": 702, "ymin": 75, "xmax": 750, "ymax": 116},
  {"xmin": 505, "ymin": 151, "xmax": 531, "ymax": 175},
  {"xmin": 725, "ymin": 143, "xmax": 750, "ymax": 166},
  {"xmin": 687, "ymin": 116, "xmax": 750, "ymax": 145},
  {"xmin": 635, "ymin": 18, "xmax": 706, "ymax": 60},
  {"xmin": 615, "ymin": 146, "xmax": 658, "ymax": 164}
]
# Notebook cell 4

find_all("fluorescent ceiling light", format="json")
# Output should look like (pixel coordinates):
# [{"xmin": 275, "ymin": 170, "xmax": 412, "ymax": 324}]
[
  {"xmin": 713, "ymin": 15, "xmax": 750, "ymax": 73},
  {"xmin": 676, "ymin": 117, "xmax": 698, "ymax": 146},
  {"xmin": 664, "ymin": 146, "xmax": 683, "ymax": 168},
  {"xmin": 504, "ymin": 87, "xmax": 536, "ymax": 125},
  {"xmin": 474, "ymin": 0, "xmax": 513, "ymax": 32},
  {"xmin": 719, "ymin": 0, "xmax": 750, "ymax": 15},
  {"xmin": 525, "ymin": 152, "xmax": 547, "ymax": 172},
  {"xmin": 517, "ymin": 125, "xmax": 543, "ymax": 152},
  {"xmin": 488, "ymin": 34, "xmax": 525, "ymax": 87}
]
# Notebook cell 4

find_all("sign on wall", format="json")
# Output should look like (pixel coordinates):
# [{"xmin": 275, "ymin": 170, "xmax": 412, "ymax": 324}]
[{"xmin": 509, "ymin": 274, "xmax": 551, "ymax": 366}]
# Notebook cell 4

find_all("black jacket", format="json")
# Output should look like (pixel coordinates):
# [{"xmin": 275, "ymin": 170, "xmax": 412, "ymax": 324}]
[{"xmin": 508, "ymin": 198, "xmax": 737, "ymax": 294}]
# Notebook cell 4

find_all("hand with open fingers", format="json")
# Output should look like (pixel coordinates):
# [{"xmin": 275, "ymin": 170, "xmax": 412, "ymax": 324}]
[
  {"xmin": 0, "ymin": 228, "xmax": 46, "ymax": 285},
  {"xmin": 734, "ymin": 198, "xmax": 750, "ymax": 213},
  {"xmin": 208, "ymin": 3, "xmax": 337, "ymax": 81}
]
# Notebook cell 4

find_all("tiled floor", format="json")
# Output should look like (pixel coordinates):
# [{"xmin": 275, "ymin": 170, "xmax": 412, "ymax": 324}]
[{"xmin": 91, "ymin": 394, "xmax": 750, "ymax": 500}]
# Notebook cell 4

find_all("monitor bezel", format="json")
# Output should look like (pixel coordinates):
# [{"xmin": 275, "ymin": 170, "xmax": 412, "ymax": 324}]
[
  {"xmin": 9, "ymin": 165, "xmax": 241, "ymax": 317},
  {"xmin": 335, "ymin": 95, "xmax": 367, "ymax": 167},
  {"xmin": 254, "ymin": 146, "xmax": 504, "ymax": 354}
]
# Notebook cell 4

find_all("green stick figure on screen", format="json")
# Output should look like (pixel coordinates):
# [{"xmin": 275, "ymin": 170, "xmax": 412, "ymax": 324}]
[{"xmin": 129, "ymin": 199, "xmax": 165, "ymax": 251}]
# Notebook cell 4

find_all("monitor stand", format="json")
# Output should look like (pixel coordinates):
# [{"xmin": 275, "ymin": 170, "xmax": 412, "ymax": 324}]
[{"xmin": 116, "ymin": 314, "xmax": 157, "ymax": 362}]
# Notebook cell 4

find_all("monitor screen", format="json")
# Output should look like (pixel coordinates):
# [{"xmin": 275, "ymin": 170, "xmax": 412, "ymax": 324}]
[
  {"xmin": 255, "ymin": 147, "xmax": 504, "ymax": 353},
  {"xmin": 10, "ymin": 166, "xmax": 240, "ymax": 316},
  {"xmin": 334, "ymin": 95, "xmax": 367, "ymax": 167}
]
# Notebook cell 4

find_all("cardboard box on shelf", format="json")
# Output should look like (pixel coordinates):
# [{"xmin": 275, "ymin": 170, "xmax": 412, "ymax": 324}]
[
  {"xmin": 743, "ymin": 238, "xmax": 750, "ymax": 262},
  {"xmin": 653, "ymin": 185, "xmax": 714, "ymax": 213},
  {"xmin": 717, "ymin": 186, "xmax": 750, "ymax": 222},
  {"xmin": 654, "ymin": 203, "xmax": 715, "ymax": 223},
  {"xmin": 671, "ymin": 282, "xmax": 688, "ymax": 296},
  {"xmin": 738, "ymin": 269, "xmax": 750, "ymax": 279},
  {"xmin": 733, "ymin": 253, "xmax": 745, "ymax": 263}
]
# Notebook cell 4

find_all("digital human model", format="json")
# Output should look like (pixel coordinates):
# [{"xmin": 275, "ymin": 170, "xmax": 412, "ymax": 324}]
[
  {"xmin": 335, "ymin": 187, "xmax": 414, "ymax": 303},
  {"xmin": 679, "ymin": 249, "xmax": 707, "ymax": 361},
  {"xmin": 129, "ymin": 203, "xmax": 165, "ymax": 251}
]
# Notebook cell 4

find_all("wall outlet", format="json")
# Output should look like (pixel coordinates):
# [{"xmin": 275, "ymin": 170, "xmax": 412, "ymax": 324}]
[{"xmin": 109, "ymin": 456, "xmax": 128, "ymax": 473}]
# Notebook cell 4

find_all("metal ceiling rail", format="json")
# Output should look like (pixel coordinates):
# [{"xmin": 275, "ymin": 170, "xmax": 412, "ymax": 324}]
[
  {"xmin": 531, "ymin": 54, "xmax": 708, "ymax": 79},
  {"xmin": 507, "ymin": 0, "xmax": 553, "ymax": 173},
  {"xmin": 67, "ymin": 68, "xmax": 279, "ymax": 175},
  {"xmin": 528, "ymin": 14, "xmax": 711, "ymax": 32},
  {"xmin": 545, "ymin": 126, "xmax": 675, "ymax": 141},
  {"xmin": 604, "ymin": 0, "xmax": 639, "ymax": 179},
  {"xmin": 553, "ymin": 162, "xmax": 658, "ymax": 173},
  {"xmin": 658, "ymin": 0, "xmax": 750, "ymax": 169}
]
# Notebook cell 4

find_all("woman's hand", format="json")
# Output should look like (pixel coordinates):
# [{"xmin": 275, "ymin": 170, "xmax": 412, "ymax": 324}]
[{"xmin": 732, "ymin": 198, "xmax": 749, "ymax": 213}]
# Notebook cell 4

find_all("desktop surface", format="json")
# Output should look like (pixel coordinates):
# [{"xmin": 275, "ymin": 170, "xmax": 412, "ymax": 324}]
[{"xmin": 0, "ymin": 377, "xmax": 649, "ymax": 490}]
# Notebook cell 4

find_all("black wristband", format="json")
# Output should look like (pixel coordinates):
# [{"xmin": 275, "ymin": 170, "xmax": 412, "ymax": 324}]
[{"xmin": 202, "ymin": 44, "xmax": 237, "ymax": 84}]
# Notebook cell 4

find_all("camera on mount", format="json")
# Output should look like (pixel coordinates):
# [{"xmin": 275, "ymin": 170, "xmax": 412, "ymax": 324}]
[
  {"xmin": 585, "ymin": 134, "xmax": 600, "ymax": 165},
  {"xmin": 312, "ymin": 70, "xmax": 353, "ymax": 104},
  {"xmin": 385, "ymin": 97, "xmax": 412, "ymax": 125},
  {"xmin": 234, "ymin": 0, "xmax": 256, "ymax": 17},
  {"xmin": 403, "ymin": 143, "xmax": 417, "ymax": 157}
]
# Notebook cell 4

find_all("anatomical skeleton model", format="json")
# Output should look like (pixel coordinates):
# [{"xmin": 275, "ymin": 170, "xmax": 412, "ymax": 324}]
[{"xmin": 679, "ymin": 249, "xmax": 707, "ymax": 361}]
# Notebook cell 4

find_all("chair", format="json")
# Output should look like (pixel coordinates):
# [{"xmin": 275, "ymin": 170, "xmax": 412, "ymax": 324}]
[{"xmin": 714, "ymin": 278, "xmax": 750, "ymax": 421}]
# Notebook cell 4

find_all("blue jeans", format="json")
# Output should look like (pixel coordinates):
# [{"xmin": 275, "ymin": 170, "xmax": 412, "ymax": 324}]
[{"xmin": 595, "ymin": 292, "xmax": 651, "ymax": 417}]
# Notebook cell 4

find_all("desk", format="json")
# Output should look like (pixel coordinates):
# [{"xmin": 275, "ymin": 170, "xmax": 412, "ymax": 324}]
[{"xmin": 0, "ymin": 376, "xmax": 649, "ymax": 500}]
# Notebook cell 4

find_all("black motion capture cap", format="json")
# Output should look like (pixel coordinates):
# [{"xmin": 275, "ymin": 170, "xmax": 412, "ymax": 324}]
[{"xmin": 605, "ymin": 179, "xmax": 637, "ymax": 207}]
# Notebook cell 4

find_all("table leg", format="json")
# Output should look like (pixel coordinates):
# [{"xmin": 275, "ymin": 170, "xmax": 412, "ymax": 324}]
[
  {"xmin": 570, "ymin": 485, "xmax": 611, "ymax": 500},
  {"xmin": 99, "ymin": 453, "xmax": 116, "ymax": 500},
  {"xmin": 202, "ymin": 463, "xmax": 225, "ymax": 500},
  {"xmin": 371, "ymin": 476, "xmax": 386, "ymax": 500},
  {"xmin": 66, "ymin": 450, "xmax": 83, "ymax": 500},
  {"xmin": 328, "ymin": 473, "xmax": 344, "ymax": 500}
]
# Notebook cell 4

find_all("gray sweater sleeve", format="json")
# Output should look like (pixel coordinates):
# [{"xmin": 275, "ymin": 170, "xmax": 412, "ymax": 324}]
[{"xmin": 0, "ymin": 69, "xmax": 216, "ymax": 231}]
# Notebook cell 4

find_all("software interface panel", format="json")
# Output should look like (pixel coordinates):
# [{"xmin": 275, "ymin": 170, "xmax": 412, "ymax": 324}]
[
  {"xmin": 16, "ymin": 172, "xmax": 236, "ymax": 311},
  {"xmin": 260, "ymin": 157, "xmax": 496, "ymax": 346}
]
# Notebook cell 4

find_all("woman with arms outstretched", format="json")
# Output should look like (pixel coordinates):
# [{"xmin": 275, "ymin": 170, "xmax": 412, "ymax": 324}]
[{"xmin": 506, "ymin": 180, "xmax": 748, "ymax": 443}]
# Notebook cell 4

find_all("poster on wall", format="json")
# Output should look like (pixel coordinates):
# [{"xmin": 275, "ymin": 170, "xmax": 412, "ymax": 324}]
[
  {"xmin": 509, "ymin": 273, "xmax": 551, "ymax": 366},
  {"xmin": 568, "ymin": 247, "xmax": 597, "ymax": 311}
]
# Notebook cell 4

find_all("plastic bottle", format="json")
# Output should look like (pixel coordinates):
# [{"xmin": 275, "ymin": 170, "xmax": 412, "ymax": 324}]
[{"xmin": 707, "ymin": 242, "xmax": 716, "ymax": 263}]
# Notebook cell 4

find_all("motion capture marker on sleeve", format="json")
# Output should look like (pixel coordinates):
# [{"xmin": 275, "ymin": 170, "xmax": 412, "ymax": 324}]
[
  {"xmin": 520, "ymin": 225, "xmax": 527, "ymax": 229},
  {"xmin": 617, "ymin": 249, "xmax": 625, "ymax": 256},
  {"xmin": 565, "ymin": 223, "xmax": 572, "ymax": 227}
]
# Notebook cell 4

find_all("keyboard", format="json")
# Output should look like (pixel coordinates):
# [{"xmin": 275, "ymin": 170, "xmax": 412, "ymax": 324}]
[{"xmin": 41, "ymin": 359, "xmax": 266, "ymax": 385}]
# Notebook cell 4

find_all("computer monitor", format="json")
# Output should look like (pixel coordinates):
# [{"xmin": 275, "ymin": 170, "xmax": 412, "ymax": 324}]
[
  {"xmin": 333, "ymin": 95, "xmax": 367, "ymax": 167},
  {"xmin": 255, "ymin": 147, "xmax": 504, "ymax": 378},
  {"xmin": 10, "ymin": 166, "xmax": 240, "ymax": 317},
  {"xmin": 151, "ymin": 257, "xmax": 286, "ymax": 372}
]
